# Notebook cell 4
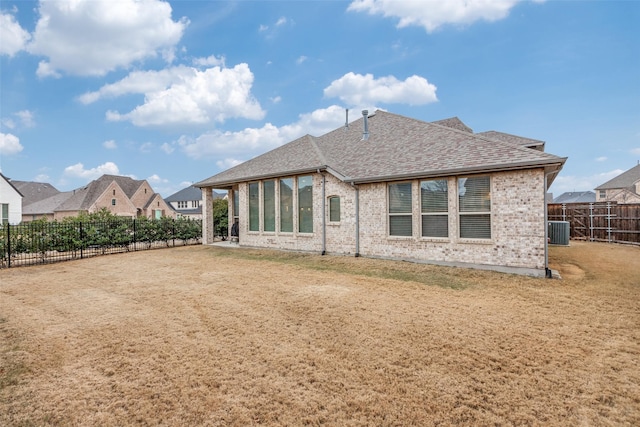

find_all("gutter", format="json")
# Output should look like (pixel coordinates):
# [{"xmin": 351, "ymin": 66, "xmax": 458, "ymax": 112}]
[
  {"xmin": 544, "ymin": 171, "xmax": 553, "ymax": 279},
  {"xmin": 344, "ymin": 159, "xmax": 568, "ymax": 186},
  {"xmin": 318, "ymin": 169, "xmax": 326, "ymax": 255},
  {"xmin": 351, "ymin": 182, "xmax": 360, "ymax": 257}
]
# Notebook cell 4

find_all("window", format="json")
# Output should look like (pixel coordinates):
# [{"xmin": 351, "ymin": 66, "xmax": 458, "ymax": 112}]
[
  {"xmin": 458, "ymin": 176, "xmax": 491, "ymax": 239},
  {"xmin": 1, "ymin": 204, "xmax": 8, "ymax": 225},
  {"xmin": 329, "ymin": 196, "xmax": 340, "ymax": 222},
  {"xmin": 298, "ymin": 175, "xmax": 313, "ymax": 233},
  {"xmin": 389, "ymin": 182, "xmax": 412, "ymax": 236},
  {"xmin": 177, "ymin": 201, "xmax": 187, "ymax": 209},
  {"xmin": 191, "ymin": 200, "xmax": 200, "ymax": 208},
  {"xmin": 249, "ymin": 182, "xmax": 259, "ymax": 231},
  {"xmin": 421, "ymin": 179, "xmax": 448, "ymax": 238},
  {"xmin": 233, "ymin": 190, "xmax": 240, "ymax": 224},
  {"xmin": 599, "ymin": 190, "xmax": 606, "ymax": 199},
  {"xmin": 263, "ymin": 180, "xmax": 276, "ymax": 232},
  {"xmin": 280, "ymin": 178, "xmax": 293, "ymax": 232},
  {"xmin": 111, "ymin": 199, "xmax": 116, "ymax": 206},
  {"xmin": 113, "ymin": 189, "xmax": 116, "ymax": 196}
]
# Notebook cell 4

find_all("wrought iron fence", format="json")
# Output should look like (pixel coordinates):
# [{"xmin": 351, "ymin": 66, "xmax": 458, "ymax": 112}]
[{"xmin": 0, "ymin": 218, "xmax": 203, "ymax": 268}]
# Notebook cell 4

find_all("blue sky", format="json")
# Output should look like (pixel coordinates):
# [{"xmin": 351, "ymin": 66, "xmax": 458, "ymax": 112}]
[{"xmin": 1, "ymin": 0, "xmax": 638, "ymax": 198}]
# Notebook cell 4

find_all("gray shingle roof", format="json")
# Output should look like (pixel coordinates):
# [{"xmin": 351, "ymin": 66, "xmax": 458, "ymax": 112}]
[
  {"xmin": 56, "ymin": 175, "xmax": 145, "ymax": 211},
  {"xmin": 431, "ymin": 117, "xmax": 473, "ymax": 133},
  {"xmin": 22, "ymin": 191, "xmax": 73, "ymax": 215},
  {"xmin": 476, "ymin": 131, "xmax": 545, "ymax": 150},
  {"xmin": 196, "ymin": 110, "xmax": 566, "ymax": 188},
  {"xmin": 594, "ymin": 164, "xmax": 640, "ymax": 190},
  {"xmin": 552, "ymin": 191, "xmax": 596, "ymax": 203},
  {"xmin": 11, "ymin": 180, "xmax": 59, "ymax": 205}
]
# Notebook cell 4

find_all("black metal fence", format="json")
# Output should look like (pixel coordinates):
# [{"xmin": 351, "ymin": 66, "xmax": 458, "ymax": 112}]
[{"xmin": 1, "ymin": 218, "xmax": 203, "ymax": 268}]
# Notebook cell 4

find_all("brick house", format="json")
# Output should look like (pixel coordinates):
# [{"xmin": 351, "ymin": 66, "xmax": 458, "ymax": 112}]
[
  {"xmin": 165, "ymin": 185, "xmax": 225, "ymax": 220},
  {"xmin": 594, "ymin": 163, "xmax": 640, "ymax": 204},
  {"xmin": 16, "ymin": 174, "xmax": 175, "ymax": 221},
  {"xmin": 195, "ymin": 110, "xmax": 566, "ymax": 277}
]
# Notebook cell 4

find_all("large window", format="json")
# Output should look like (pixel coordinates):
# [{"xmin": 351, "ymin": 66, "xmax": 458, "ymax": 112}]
[
  {"xmin": 421, "ymin": 179, "xmax": 448, "ymax": 238},
  {"xmin": 298, "ymin": 175, "xmax": 313, "ymax": 233},
  {"xmin": 458, "ymin": 176, "xmax": 491, "ymax": 239},
  {"xmin": 280, "ymin": 178, "xmax": 293, "ymax": 232},
  {"xmin": 249, "ymin": 182, "xmax": 260, "ymax": 231},
  {"xmin": 263, "ymin": 180, "xmax": 276, "ymax": 232},
  {"xmin": 389, "ymin": 182, "xmax": 412, "ymax": 236},
  {"xmin": 329, "ymin": 196, "xmax": 340, "ymax": 222}
]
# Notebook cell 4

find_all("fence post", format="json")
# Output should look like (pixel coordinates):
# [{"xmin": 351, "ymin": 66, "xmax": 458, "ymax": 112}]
[
  {"xmin": 589, "ymin": 203, "xmax": 594, "ymax": 242},
  {"xmin": 562, "ymin": 204, "xmax": 566, "ymax": 221},
  {"xmin": 607, "ymin": 202, "xmax": 612, "ymax": 243},
  {"xmin": 80, "ymin": 221, "xmax": 84, "ymax": 259},
  {"xmin": 7, "ymin": 223, "xmax": 11, "ymax": 268}
]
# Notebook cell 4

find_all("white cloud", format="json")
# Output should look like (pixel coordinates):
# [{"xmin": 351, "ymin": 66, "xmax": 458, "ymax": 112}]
[
  {"xmin": 296, "ymin": 55, "xmax": 308, "ymax": 65},
  {"xmin": 631, "ymin": 148, "xmax": 640, "ymax": 156},
  {"xmin": 551, "ymin": 169, "xmax": 624, "ymax": 194},
  {"xmin": 27, "ymin": 0, "xmax": 188, "ymax": 76},
  {"xmin": 1, "ymin": 118, "xmax": 16, "ymax": 130},
  {"xmin": 216, "ymin": 158, "xmax": 244, "ymax": 170},
  {"xmin": 259, "ymin": 24, "xmax": 269, "ymax": 32},
  {"xmin": 275, "ymin": 17, "xmax": 287, "ymax": 26},
  {"xmin": 103, "ymin": 140, "xmax": 117, "ymax": 149},
  {"xmin": 178, "ymin": 105, "xmax": 354, "ymax": 161},
  {"xmin": 84, "ymin": 63, "xmax": 264, "ymax": 127},
  {"xmin": 193, "ymin": 55, "xmax": 226, "ymax": 67},
  {"xmin": 140, "ymin": 142, "xmax": 153, "ymax": 153},
  {"xmin": 160, "ymin": 142, "xmax": 174, "ymax": 154},
  {"xmin": 324, "ymin": 72, "xmax": 438, "ymax": 106},
  {"xmin": 15, "ymin": 110, "xmax": 35, "ymax": 128},
  {"xmin": 348, "ymin": 0, "xmax": 525, "ymax": 32},
  {"xmin": 595, "ymin": 156, "xmax": 607, "ymax": 162},
  {"xmin": 33, "ymin": 174, "xmax": 50, "ymax": 183},
  {"xmin": 270, "ymin": 96, "xmax": 282, "ymax": 104},
  {"xmin": 0, "ymin": 11, "xmax": 31, "ymax": 56},
  {"xmin": 63, "ymin": 161, "xmax": 120, "ymax": 179},
  {"xmin": 36, "ymin": 60, "xmax": 62, "ymax": 79},
  {"xmin": 147, "ymin": 174, "xmax": 168, "ymax": 185},
  {"xmin": 0, "ymin": 132, "xmax": 24, "ymax": 155}
]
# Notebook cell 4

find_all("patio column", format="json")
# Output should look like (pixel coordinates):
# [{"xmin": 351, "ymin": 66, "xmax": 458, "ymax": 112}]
[{"xmin": 201, "ymin": 187, "xmax": 214, "ymax": 244}]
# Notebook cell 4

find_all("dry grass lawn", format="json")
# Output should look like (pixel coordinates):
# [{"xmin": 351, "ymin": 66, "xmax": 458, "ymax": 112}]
[{"xmin": 1, "ymin": 241, "xmax": 639, "ymax": 426}]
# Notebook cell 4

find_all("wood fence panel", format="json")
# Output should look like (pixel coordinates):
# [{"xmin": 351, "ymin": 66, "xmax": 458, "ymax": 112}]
[{"xmin": 547, "ymin": 202, "xmax": 640, "ymax": 245}]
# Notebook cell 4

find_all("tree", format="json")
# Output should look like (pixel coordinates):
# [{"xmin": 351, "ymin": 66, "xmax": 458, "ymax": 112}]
[{"xmin": 212, "ymin": 198, "xmax": 228, "ymax": 237}]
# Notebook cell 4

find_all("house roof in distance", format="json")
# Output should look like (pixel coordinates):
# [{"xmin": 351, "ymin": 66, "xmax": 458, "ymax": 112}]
[
  {"xmin": 196, "ymin": 110, "xmax": 566, "ymax": 189},
  {"xmin": 55, "ymin": 174, "xmax": 146, "ymax": 211},
  {"xmin": 10, "ymin": 179, "xmax": 60, "ymax": 205},
  {"xmin": 552, "ymin": 191, "xmax": 596, "ymax": 203},
  {"xmin": 165, "ymin": 185, "xmax": 225, "ymax": 202},
  {"xmin": 595, "ymin": 163, "xmax": 640, "ymax": 190}
]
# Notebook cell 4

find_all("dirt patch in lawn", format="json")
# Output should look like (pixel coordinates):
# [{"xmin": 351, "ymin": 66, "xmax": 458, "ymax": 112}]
[{"xmin": 1, "ymin": 241, "xmax": 639, "ymax": 426}]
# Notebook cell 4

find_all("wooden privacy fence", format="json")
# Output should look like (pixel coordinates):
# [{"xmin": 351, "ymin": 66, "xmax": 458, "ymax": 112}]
[{"xmin": 547, "ymin": 202, "xmax": 640, "ymax": 245}]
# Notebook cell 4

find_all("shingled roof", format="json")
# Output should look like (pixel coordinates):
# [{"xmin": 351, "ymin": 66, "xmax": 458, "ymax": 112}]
[
  {"xmin": 11, "ymin": 180, "xmax": 58, "ymax": 205},
  {"xmin": 476, "ymin": 130, "xmax": 545, "ymax": 151},
  {"xmin": 55, "ymin": 175, "xmax": 144, "ymax": 211},
  {"xmin": 196, "ymin": 110, "xmax": 566, "ymax": 189},
  {"xmin": 595, "ymin": 164, "xmax": 640, "ymax": 190}
]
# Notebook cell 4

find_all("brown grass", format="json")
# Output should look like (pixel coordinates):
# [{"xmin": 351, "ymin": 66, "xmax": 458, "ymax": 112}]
[{"xmin": 1, "ymin": 241, "xmax": 638, "ymax": 426}]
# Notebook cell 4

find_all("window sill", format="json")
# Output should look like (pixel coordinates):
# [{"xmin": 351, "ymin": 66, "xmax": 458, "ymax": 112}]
[{"xmin": 458, "ymin": 238, "xmax": 493, "ymax": 245}]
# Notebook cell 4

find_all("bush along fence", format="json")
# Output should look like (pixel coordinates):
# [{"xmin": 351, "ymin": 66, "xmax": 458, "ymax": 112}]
[
  {"xmin": 547, "ymin": 202, "xmax": 640, "ymax": 245},
  {"xmin": 0, "ymin": 217, "xmax": 203, "ymax": 268}
]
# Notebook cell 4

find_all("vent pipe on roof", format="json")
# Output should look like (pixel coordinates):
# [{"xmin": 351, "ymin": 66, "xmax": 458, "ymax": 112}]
[
  {"xmin": 361, "ymin": 110, "xmax": 369, "ymax": 140},
  {"xmin": 345, "ymin": 108, "xmax": 349, "ymax": 129}
]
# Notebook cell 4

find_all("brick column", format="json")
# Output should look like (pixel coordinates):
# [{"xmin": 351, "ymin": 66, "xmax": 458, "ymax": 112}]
[{"xmin": 201, "ymin": 187, "xmax": 214, "ymax": 244}]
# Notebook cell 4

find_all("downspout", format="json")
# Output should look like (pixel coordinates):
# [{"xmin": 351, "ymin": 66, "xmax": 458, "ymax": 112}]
[
  {"xmin": 544, "ymin": 172, "xmax": 552, "ymax": 278},
  {"xmin": 319, "ymin": 169, "xmax": 326, "ymax": 255},
  {"xmin": 351, "ymin": 182, "xmax": 360, "ymax": 257}
]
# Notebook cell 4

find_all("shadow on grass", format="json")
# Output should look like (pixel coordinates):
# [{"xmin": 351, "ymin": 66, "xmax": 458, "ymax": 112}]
[{"xmin": 207, "ymin": 247, "xmax": 480, "ymax": 290}]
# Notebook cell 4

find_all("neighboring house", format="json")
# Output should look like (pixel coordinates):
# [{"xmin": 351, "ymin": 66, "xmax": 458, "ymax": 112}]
[
  {"xmin": 594, "ymin": 163, "xmax": 640, "ymax": 204},
  {"xmin": 11, "ymin": 180, "xmax": 63, "ymax": 221},
  {"xmin": 16, "ymin": 174, "xmax": 175, "ymax": 221},
  {"xmin": 195, "ymin": 110, "xmax": 566, "ymax": 277},
  {"xmin": 53, "ymin": 174, "xmax": 176, "ymax": 220},
  {"xmin": 552, "ymin": 191, "xmax": 596, "ymax": 204},
  {"xmin": 165, "ymin": 185, "xmax": 224, "ymax": 219},
  {"xmin": 0, "ymin": 173, "xmax": 24, "ymax": 224}
]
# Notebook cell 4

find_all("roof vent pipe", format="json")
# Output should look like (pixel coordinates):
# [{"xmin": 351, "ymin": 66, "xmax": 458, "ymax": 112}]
[
  {"xmin": 362, "ymin": 110, "xmax": 369, "ymax": 140},
  {"xmin": 345, "ymin": 108, "xmax": 349, "ymax": 129}
]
